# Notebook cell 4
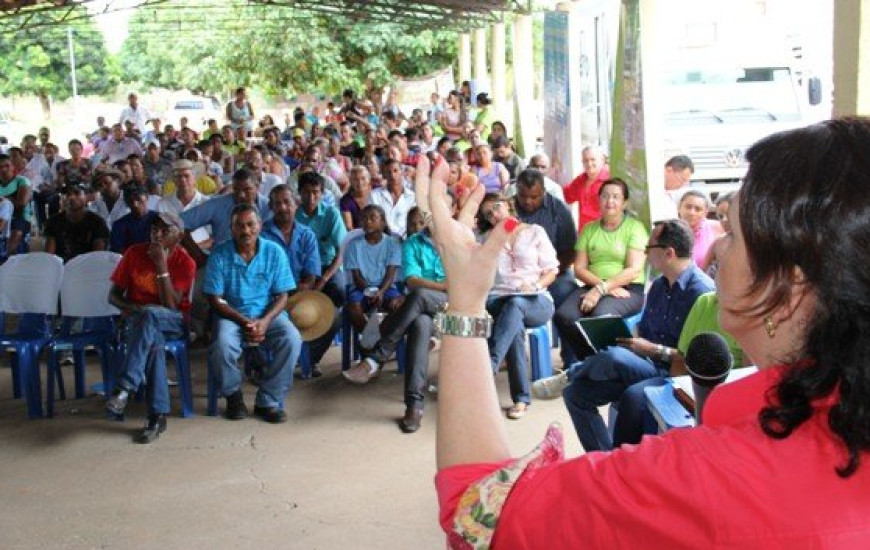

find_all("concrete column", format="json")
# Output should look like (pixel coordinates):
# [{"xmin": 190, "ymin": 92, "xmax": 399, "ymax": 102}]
[
  {"xmin": 458, "ymin": 33, "xmax": 472, "ymax": 85},
  {"xmin": 833, "ymin": 0, "xmax": 870, "ymax": 116},
  {"xmin": 473, "ymin": 27, "xmax": 488, "ymax": 91},
  {"xmin": 491, "ymin": 22, "xmax": 506, "ymax": 108},
  {"xmin": 512, "ymin": 14, "xmax": 534, "ymax": 156}
]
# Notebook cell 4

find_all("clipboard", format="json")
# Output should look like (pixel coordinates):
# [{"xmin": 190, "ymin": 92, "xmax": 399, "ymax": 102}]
[{"xmin": 574, "ymin": 315, "xmax": 633, "ymax": 354}]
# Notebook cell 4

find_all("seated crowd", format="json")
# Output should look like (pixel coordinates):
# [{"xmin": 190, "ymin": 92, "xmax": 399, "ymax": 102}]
[{"xmin": 0, "ymin": 86, "xmax": 733, "ymax": 449}]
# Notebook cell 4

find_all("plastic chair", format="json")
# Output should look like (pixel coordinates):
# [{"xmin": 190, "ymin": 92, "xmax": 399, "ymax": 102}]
[
  {"xmin": 528, "ymin": 324, "xmax": 553, "ymax": 381},
  {"xmin": 0, "ymin": 252, "xmax": 64, "ymax": 418},
  {"xmin": 45, "ymin": 251, "xmax": 122, "ymax": 417}
]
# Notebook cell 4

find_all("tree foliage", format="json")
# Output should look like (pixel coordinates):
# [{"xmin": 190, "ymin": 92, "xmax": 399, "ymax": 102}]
[
  {"xmin": 0, "ymin": 7, "xmax": 119, "ymax": 113},
  {"xmin": 118, "ymin": 2, "xmax": 458, "ymax": 98}
]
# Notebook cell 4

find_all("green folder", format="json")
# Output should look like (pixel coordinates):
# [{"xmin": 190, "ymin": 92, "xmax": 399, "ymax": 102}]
[{"xmin": 574, "ymin": 315, "xmax": 633, "ymax": 353}]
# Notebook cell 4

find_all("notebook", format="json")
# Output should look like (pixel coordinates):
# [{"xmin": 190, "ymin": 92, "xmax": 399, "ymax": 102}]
[{"xmin": 574, "ymin": 315, "xmax": 633, "ymax": 354}]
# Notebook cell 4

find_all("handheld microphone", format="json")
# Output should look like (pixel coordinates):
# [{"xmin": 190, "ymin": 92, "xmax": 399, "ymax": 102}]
[{"xmin": 685, "ymin": 332, "xmax": 733, "ymax": 424}]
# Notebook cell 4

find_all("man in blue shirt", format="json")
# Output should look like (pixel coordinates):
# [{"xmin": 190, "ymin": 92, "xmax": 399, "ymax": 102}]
[
  {"xmin": 344, "ymin": 205, "xmax": 451, "ymax": 434},
  {"xmin": 295, "ymin": 172, "xmax": 347, "ymax": 366},
  {"xmin": 180, "ymin": 168, "xmax": 270, "ymax": 267},
  {"xmin": 560, "ymin": 219, "xmax": 714, "ymax": 452},
  {"xmin": 110, "ymin": 186, "xmax": 157, "ymax": 253},
  {"xmin": 261, "ymin": 184, "xmax": 320, "ymax": 291},
  {"xmin": 204, "ymin": 203, "xmax": 302, "ymax": 423}
]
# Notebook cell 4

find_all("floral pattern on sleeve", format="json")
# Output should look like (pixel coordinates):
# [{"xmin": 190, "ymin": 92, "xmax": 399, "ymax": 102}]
[{"xmin": 448, "ymin": 423, "xmax": 565, "ymax": 550}]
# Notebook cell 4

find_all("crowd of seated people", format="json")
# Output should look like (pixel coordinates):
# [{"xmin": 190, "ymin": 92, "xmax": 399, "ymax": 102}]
[{"xmin": 1, "ymin": 85, "xmax": 739, "ymax": 451}]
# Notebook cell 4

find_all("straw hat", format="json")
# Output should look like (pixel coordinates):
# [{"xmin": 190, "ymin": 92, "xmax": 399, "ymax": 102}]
[{"xmin": 286, "ymin": 290, "xmax": 335, "ymax": 342}]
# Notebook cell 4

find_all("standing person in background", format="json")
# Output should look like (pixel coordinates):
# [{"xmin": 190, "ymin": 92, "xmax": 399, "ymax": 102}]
[
  {"xmin": 226, "ymin": 87, "xmax": 255, "ymax": 136},
  {"xmin": 119, "ymin": 93, "xmax": 151, "ymax": 135},
  {"xmin": 702, "ymin": 192, "xmax": 734, "ymax": 277},
  {"xmin": 678, "ymin": 189, "xmax": 723, "ymax": 267},
  {"xmin": 563, "ymin": 145, "xmax": 609, "ymax": 231}
]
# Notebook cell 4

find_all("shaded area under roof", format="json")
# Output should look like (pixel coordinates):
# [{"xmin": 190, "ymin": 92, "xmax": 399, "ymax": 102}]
[{"xmin": 0, "ymin": 0, "xmax": 530, "ymax": 34}]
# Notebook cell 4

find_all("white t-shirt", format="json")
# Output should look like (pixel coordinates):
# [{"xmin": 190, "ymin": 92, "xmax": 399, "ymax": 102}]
[{"xmin": 158, "ymin": 192, "xmax": 211, "ymax": 244}]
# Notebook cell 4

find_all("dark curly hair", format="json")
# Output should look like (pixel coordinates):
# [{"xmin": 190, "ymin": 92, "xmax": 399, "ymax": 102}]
[{"xmin": 739, "ymin": 118, "xmax": 870, "ymax": 477}]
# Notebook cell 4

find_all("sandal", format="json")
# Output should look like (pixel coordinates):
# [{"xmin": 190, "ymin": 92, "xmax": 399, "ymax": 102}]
[{"xmin": 506, "ymin": 402, "xmax": 528, "ymax": 420}]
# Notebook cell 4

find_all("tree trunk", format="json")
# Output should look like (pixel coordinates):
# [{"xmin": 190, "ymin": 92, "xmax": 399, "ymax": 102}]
[{"xmin": 38, "ymin": 91, "xmax": 51, "ymax": 119}]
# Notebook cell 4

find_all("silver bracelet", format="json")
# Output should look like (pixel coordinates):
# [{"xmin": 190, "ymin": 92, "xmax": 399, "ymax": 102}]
[{"xmin": 434, "ymin": 310, "xmax": 493, "ymax": 338}]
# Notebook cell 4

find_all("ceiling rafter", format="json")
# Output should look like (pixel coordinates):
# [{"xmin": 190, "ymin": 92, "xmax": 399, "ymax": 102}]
[{"xmin": 1, "ymin": 0, "xmax": 525, "ymax": 36}]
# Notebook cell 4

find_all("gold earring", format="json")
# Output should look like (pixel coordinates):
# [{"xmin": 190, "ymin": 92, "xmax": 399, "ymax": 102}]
[{"xmin": 764, "ymin": 316, "xmax": 778, "ymax": 339}]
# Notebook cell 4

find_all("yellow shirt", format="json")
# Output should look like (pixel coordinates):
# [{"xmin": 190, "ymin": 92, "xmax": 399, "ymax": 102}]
[{"xmin": 163, "ymin": 175, "xmax": 220, "ymax": 197}]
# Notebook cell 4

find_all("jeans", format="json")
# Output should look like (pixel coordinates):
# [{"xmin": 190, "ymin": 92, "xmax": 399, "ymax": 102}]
[
  {"xmin": 486, "ymin": 293, "xmax": 555, "ymax": 405},
  {"xmin": 562, "ymin": 346, "xmax": 667, "ymax": 452},
  {"xmin": 548, "ymin": 270, "xmax": 577, "ymax": 310},
  {"xmin": 116, "ymin": 307, "xmax": 185, "ymax": 415},
  {"xmin": 33, "ymin": 189, "xmax": 60, "ymax": 230},
  {"xmin": 367, "ymin": 287, "xmax": 447, "ymax": 408},
  {"xmin": 553, "ymin": 283, "xmax": 645, "ymax": 366},
  {"xmin": 614, "ymin": 376, "xmax": 668, "ymax": 446},
  {"xmin": 308, "ymin": 269, "xmax": 346, "ymax": 365},
  {"xmin": 209, "ymin": 312, "xmax": 302, "ymax": 409}
]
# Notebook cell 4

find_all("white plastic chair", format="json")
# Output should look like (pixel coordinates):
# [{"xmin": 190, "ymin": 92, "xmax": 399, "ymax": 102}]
[
  {"xmin": 0, "ymin": 253, "xmax": 64, "ymax": 418},
  {"xmin": 45, "ymin": 251, "xmax": 122, "ymax": 417}
]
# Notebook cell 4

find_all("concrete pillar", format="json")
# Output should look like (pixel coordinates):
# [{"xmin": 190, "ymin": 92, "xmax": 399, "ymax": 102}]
[
  {"xmin": 473, "ymin": 27, "xmax": 488, "ymax": 91},
  {"xmin": 491, "ymin": 22, "xmax": 506, "ymax": 108},
  {"xmin": 458, "ymin": 33, "xmax": 472, "ymax": 85},
  {"xmin": 833, "ymin": 0, "xmax": 870, "ymax": 116},
  {"xmin": 512, "ymin": 14, "xmax": 534, "ymax": 156}
]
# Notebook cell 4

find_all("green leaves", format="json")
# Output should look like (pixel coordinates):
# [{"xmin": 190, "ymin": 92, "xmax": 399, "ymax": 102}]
[{"xmin": 117, "ymin": 3, "xmax": 458, "ymax": 99}]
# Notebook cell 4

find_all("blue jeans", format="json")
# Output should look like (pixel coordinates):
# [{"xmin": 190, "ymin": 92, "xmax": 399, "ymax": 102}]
[
  {"xmin": 486, "ymin": 293, "xmax": 554, "ymax": 405},
  {"xmin": 116, "ymin": 307, "xmax": 185, "ymax": 415},
  {"xmin": 209, "ymin": 312, "xmax": 302, "ymax": 409},
  {"xmin": 562, "ymin": 346, "xmax": 667, "ymax": 451}
]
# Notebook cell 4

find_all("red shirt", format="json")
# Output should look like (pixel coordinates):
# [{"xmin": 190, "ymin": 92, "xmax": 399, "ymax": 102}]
[
  {"xmin": 111, "ymin": 243, "xmax": 196, "ymax": 313},
  {"xmin": 437, "ymin": 366, "xmax": 870, "ymax": 549},
  {"xmin": 563, "ymin": 165, "xmax": 610, "ymax": 230}
]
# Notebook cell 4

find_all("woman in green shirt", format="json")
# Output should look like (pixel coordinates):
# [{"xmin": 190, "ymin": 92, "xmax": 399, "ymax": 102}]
[{"xmin": 553, "ymin": 178, "xmax": 648, "ymax": 364}]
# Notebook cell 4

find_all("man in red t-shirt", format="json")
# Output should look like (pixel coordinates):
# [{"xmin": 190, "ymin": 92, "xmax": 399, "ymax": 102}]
[
  {"xmin": 562, "ymin": 145, "xmax": 610, "ymax": 231},
  {"xmin": 105, "ymin": 211, "xmax": 196, "ymax": 444}
]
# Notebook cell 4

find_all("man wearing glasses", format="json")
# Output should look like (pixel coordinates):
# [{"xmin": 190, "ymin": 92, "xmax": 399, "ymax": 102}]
[
  {"xmin": 504, "ymin": 153, "xmax": 564, "ymax": 201},
  {"xmin": 537, "ymin": 219, "xmax": 713, "ymax": 452}
]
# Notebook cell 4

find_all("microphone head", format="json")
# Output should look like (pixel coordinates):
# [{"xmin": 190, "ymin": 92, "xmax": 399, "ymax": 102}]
[{"xmin": 685, "ymin": 332, "xmax": 733, "ymax": 388}]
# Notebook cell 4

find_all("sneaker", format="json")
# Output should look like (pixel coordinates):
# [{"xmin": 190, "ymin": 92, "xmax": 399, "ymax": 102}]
[
  {"xmin": 253, "ymin": 405, "xmax": 287, "ymax": 424},
  {"xmin": 342, "ymin": 358, "xmax": 379, "ymax": 385},
  {"xmin": 225, "ymin": 390, "xmax": 248, "ymax": 420},
  {"xmin": 135, "ymin": 414, "xmax": 167, "ymax": 444},
  {"xmin": 532, "ymin": 371, "xmax": 570, "ymax": 400},
  {"xmin": 105, "ymin": 388, "xmax": 130, "ymax": 417}
]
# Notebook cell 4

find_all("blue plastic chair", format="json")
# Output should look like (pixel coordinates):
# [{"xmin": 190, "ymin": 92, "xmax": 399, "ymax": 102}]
[
  {"xmin": 44, "ymin": 252, "xmax": 122, "ymax": 418},
  {"xmin": 0, "ymin": 314, "xmax": 55, "ymax": 418},
  {"xmin": 0, "ymin": 252, "xmax": 64, "ymax": 419},
  {"xmin": 528, "ymin": 324, "xmax": 553, "ymax": 381}
]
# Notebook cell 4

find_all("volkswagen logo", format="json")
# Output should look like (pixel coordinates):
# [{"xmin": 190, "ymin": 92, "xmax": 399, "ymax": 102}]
[{"xmin": 724, "ymin": 148, "xmax": 743, "ymax": 167}]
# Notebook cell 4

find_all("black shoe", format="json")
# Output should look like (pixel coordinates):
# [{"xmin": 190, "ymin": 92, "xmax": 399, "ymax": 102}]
[
  {"xmin": 135, "ymin": 414, "xmax": 167, "ymax": 444},
  {"xmin": 225, "ymin": 390, "xmax": 248, "ymax": 420},
  {"xmin": 253, "ymin": 405, "xmax": 287, "ymax": 424},
  {"xmin": 400, "ymin": 406, "xmax": 423, "ymax": 433},
  {"xmin": 105, "ymin": 387, "xmax": 130, "ymax": 417}
]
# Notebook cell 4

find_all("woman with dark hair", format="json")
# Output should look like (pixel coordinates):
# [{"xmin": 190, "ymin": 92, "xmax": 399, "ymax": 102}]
[
  {"xmin": 552, "ymin": 178, "xmax": 648, "ymax": 364},
  {"xmin": 439, "ymin": 91, "xmax": 465, "ymax": 142},
  {"xmin": 477, "ymin": 193, "xmax": 559, "ymax": 419},
  {"xmin": 226, "ymin": 87, "xmax": 254, "ymax": 135},
  {"xmin": 419, "ymin": 118, "xmax": 870, "ymax": 548}
]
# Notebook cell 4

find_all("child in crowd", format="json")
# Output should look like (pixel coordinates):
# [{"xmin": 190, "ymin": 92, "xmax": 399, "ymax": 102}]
[
  {"xmin": 405, "ymin": 206, "xmax": 426, "ymax": 239},
  {"xmin": 344, "ymin": 204, "xmax": 405, "ymax": 335},
  {"xmin": 702, "ymin": 191, "xmax": 734, "ymax": 277},
  {"xmin": 678, "ymin": 189, "xmax": 723, "ymax": 266}
]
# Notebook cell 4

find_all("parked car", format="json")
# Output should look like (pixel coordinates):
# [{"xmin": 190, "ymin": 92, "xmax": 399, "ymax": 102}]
[{"xmin": 165, "ymin": 95, "xmax": 222, "ymax": 131}]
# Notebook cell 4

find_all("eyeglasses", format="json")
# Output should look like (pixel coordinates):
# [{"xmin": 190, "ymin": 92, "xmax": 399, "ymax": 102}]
[
  {"xmin": 644, "ymin": 244, "xmax": 667, "ymax": 253},
  {"xmin": 600, "ymin": 193, "xmax": 624, "ymax": 201},
  {"xmin": 481, "ymin": 201, "xmax": 505, "ymax": 220}
]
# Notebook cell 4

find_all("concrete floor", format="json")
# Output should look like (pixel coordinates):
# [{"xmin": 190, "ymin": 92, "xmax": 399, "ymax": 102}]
[{"xmin": 0, "ymin": 343, "xmax": 583, "ymax": 550}]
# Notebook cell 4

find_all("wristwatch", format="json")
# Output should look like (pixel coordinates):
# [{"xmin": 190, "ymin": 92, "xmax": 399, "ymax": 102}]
[
  {"xmin": 657, "ymin": 344, "xmax": 673, "ymax": 363},
  {"xmin": 434, "ymin": 310, "xmax": 493, "ymax": 338}
]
